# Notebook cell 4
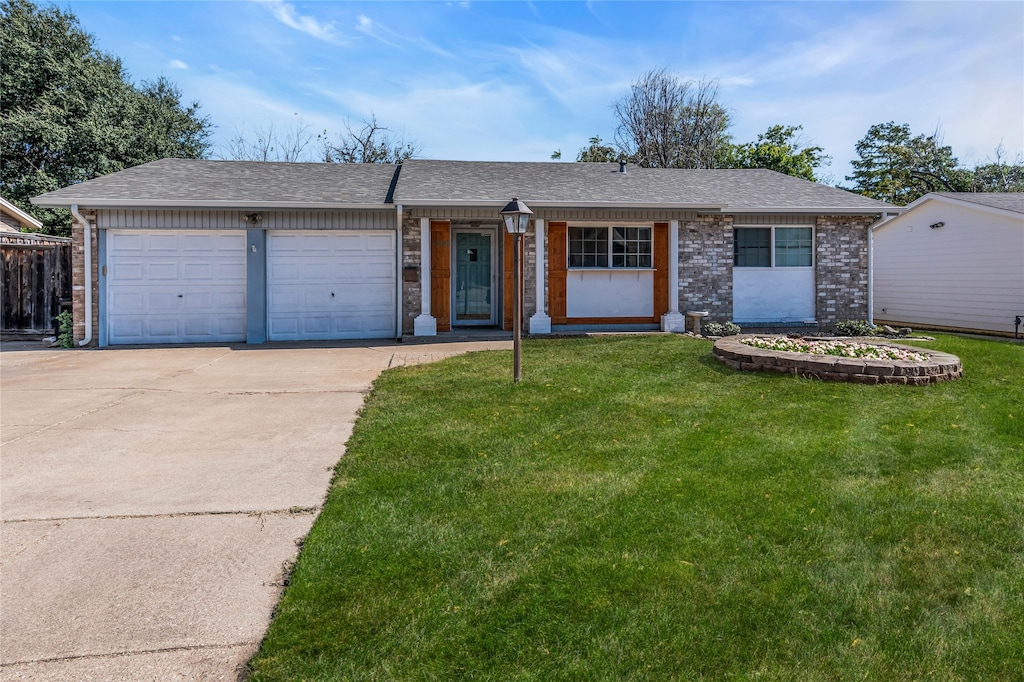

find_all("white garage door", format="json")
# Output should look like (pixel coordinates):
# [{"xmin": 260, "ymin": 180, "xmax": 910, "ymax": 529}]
[
  {"xmin": 106, "ymin": 231, "xmax": 246, "ymax": 345},
  {"xmin": 267, "ymin": 231, "xmax": 396, "ymax": 341}
]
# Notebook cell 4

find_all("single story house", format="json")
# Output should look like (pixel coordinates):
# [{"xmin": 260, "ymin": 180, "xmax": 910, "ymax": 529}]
[
  {"xmin": 871, "ymin": 192, "xmax": 1024, "ymax": 337},
  {"xmin": 31, "ymin": 158, "xmax": 898, "ymax": 346}
]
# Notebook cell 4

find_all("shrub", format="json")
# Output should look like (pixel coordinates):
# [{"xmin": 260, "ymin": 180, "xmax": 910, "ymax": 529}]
[
  {"xmin": 56, "ymin": 310, "xmax": 74, "ymax": 348},
  {"xmin": 703, "ymin": 321, "xmax": 741, "ymax": 337},
  {"xmin": 833, "ymin": 320, "xmax": 876, "ymax": 337}
]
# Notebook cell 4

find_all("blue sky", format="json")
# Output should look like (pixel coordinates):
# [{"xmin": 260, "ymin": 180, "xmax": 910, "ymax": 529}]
[{"xmin": 65, "ymin": 0, "xmax": 1024, "ymax": 183}]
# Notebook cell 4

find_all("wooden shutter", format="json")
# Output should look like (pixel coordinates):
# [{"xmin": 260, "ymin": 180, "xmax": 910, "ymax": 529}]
[
  {"xmin": 547, "ymin": 221, "xmax": 567, "ymax": 324},
  {"xmin": 653, "ymin": 222, "xmax": 670, "ymax": 318},
  {"xmin": 430, "ymin": 221, "xmax": 451, "ymax": 332}
]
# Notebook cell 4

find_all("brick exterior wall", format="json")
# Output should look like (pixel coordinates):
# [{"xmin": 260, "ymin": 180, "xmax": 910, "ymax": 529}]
[
  {"xmin": 71, "ymin": 210, "xmax": 99, "ymax": 346},
  {"xmin": 678, "ymin": 215, "xmax": 734, "ymax": 324},
  {"xmin": 401, "ymin": 215, "xmax": 421, "ymax": 335},
  {"xmin": 815, "ymin": 216, "xmax": 871, "ymax": 327},
  {"xmin": 522, "ymin": 229, "xmax": 537, "ymax": 322}
]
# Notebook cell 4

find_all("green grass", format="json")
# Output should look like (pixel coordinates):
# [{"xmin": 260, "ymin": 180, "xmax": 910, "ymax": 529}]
[{"xmin": 247, "ymin": 334, "xmax": 1024, "ymax": 681}]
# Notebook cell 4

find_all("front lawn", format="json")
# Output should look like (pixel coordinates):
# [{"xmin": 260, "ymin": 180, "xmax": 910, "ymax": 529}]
[{"xmin": 248, "ymin": 334, "xmax": 1023, "ymax": 681}]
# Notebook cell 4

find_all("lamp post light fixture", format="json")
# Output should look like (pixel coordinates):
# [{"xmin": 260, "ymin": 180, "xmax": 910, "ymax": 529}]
[{"xmin": 499, "ymin": 197, "xmax": 533, "ymax": 383}]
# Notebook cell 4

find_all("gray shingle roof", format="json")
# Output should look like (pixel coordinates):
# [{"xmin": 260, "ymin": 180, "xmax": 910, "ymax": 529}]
[
  {"xmin": 32, "ymin": 157, "xmax": 897, "ymax": 213},
  {"xmin": 395, "ymin": 161, "xmax": 895, "ymax": 212},
  {"xmin": 930, "ymin": 192, "xmax": 1024, "ymax": 214},
  {"xmin": 32, "ymin": 158, "xmax": 400, "ymax": 207}
]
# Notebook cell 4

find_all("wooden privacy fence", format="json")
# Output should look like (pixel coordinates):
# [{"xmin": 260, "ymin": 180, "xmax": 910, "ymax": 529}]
[{"xmin": 1, "ymin": 232, "xmax": 72, "ymax": 334}]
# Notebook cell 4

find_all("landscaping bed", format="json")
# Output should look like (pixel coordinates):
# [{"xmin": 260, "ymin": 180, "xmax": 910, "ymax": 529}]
[{"xmin": 713, "ymin": 335, "xmax": 962, "ymax": 384}]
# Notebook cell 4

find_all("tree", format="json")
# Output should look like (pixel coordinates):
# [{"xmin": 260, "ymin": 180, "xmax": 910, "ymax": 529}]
[
  {"xmin": 575, "ymin": 136, "xmax": 618, "ymax": 163},
  {"xmin": 970, "ymin": 145, "xmax": 1024, "ymax": 192},
  {"xmin": 845, "ymin": 122, "xmax": 972, "ymax": 204},
  {"xmin": 721, "ymin": 125, "xmax": 829, "ymax": 182},
  {"xmin": 0, "ymin": 0, "xmax": 212, "ymax": 235},
  {"xmin": 225, "ymin": 117, "xmax": 324, "ymax": 163},
  {"xmin": 612, "ymin": 69, "xmax": 730, "ymax": 169},
  {"xmin": 322, "ymin": 115, "xmax": 420, "ymax": 164}
]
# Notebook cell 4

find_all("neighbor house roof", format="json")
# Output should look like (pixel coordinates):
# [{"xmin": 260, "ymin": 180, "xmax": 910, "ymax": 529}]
[
  {"xmin": 928, "ymin": 192, "xmax": 1024, "ymax": 215},
  {"xmin": 1, "ymin": 196, "xmax": 44, "ymax": 230},
  {"xmin": 31, "ymin": 158, "xmax": 400, "ymax": 209},
  {"xmin": 32, "ymin": 158, "xmax": 898, "ymax": 214}
]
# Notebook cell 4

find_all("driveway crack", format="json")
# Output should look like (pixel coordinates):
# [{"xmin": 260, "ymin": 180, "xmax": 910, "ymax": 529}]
[
  {"xmin": 0, "ymin": 641, "xmax": 258, "ymax": 668},
  {"xmin": 2, "ymin": 507, "xmax": 320, "ymax": 524}
]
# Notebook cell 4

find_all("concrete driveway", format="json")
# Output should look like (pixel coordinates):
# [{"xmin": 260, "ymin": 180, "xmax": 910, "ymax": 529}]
[{"xmin": 0, "ymin": 339, "xmax": 508, "ymax": 681}]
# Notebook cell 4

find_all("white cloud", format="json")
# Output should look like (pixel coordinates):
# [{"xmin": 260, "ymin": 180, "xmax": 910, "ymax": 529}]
[
  {"xmin": 354, "ymin": 13, "xmax": 452, "ymax": 57},
  {"xmin": 258, "ymin": 0, "xmax": 347, "ymax": 45},
  {"xmin": 168, "ymin": 59, "xmax": 189, "ymax": 70}
]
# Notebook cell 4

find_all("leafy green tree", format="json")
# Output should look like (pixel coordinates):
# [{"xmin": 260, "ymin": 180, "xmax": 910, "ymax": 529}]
[
  {"xmin": 972, "ymin": 162, "xmax": 1024, "ymax": 192},
  {"xmin": 0, "ymin": 0, "xmax": 212, "ymax": 235},
  {"xmin": 575, "ymin": 136, "xmax": 619, "ymax": 163},
  {"xmin": 845, "ymin": 122, "xmax": 973, "ymax": 204},
  {"xmin": 970, "ymin": 145, "xmax": 1024, "ymax": 192},
  {"xmin": 720, "ymin": 125, "xmax": 828, "ymax": 181}
]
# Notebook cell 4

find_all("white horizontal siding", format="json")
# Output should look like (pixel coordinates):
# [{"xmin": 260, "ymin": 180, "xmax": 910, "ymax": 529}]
[
  {"xmin": 873, "ymin": 201, "xmax": 1024, "ymax": 333},
  {"xmin": 97, "ymin": 210, "xmax": 395, "ymax": 231}
]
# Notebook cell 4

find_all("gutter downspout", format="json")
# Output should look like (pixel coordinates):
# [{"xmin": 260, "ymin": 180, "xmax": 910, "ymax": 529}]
[
  {"xmin": 866, "ymin": 212, "xmax": 892, "ymax": 326},
  {"xmin": 70, "ymin": 204, "xmax": 93, "ymax": 347},
  {"xmin": 395, "ymin": 204, "xmax": 403, "ymax": 341}
]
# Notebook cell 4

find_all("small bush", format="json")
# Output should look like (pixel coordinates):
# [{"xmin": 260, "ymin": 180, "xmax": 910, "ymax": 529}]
[
  {"xmin": 833, "ymin": 320, "xmax": 876, "ymax": 337},
  {"xmin": 56, "ymin": 310, "xmax": 74, "ymax": 348},
  {"xmin": 703, "ymin": 321, "xmax": 741, "ymax": 337}
]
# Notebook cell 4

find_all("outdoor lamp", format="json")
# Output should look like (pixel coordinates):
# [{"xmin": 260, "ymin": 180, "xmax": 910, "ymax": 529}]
[
  {"xmin": 500, "ymin": 197, "xmax": 532, "ymax": 234},
  {"xmin": 499, "ymin": 197, "xmax": 532, "ymax": 382}
]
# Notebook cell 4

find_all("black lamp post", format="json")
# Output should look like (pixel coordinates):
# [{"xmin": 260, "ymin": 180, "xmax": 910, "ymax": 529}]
[{"xmin": 499, "ymin": 197, "xmax": 532, "ymax": 383}]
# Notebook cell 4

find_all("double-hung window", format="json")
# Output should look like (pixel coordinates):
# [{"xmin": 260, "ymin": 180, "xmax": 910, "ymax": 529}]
[
  {"xmin": 734, "ymin": 227, "xmax": 812, "ymax": 267},
  {"xmin": 569, "ymin": 226, "xmax": 652, "ymax": 268}
]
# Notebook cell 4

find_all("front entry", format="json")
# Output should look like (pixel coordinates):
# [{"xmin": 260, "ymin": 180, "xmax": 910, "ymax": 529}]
[{"xmin": 452, "ymin": 229, "xmax": 496, "ymax": 326}]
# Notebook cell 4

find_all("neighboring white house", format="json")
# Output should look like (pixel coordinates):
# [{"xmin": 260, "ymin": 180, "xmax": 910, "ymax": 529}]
[{"xmin": 871, "ymin": 192, "xmax": 1024, "ymax": 336}]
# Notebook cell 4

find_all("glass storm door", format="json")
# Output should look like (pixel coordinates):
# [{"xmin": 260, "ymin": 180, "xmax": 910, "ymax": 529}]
[{"xmin": 453, "ymin": 231, "xmax": 495, "ymax": 326}]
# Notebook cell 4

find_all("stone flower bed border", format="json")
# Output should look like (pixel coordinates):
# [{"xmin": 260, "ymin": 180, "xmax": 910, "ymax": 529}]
[{"xmin": 713, "ymin": 335, "xmax": 963, "ymax": 385}]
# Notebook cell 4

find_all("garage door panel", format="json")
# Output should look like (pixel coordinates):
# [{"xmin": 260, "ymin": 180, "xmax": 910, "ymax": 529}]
[
  {"xmin": 147, "ymin": 319, "xmax": 180, "ymax": 338},
  {"xmin": 109, "ymin": 318, "xmax": 144, "ymax": 339},
  {"xmin": 366, "ymin": 234, "xmax": 393, "ymax": 250},
  {"xmin": 148, "ymin": 292, "xmax": 180, "ymax": 310},
  {"xmin": 267, "ymin": 231, "xmax": 396, "ymax": 341},
  {"xmin": 148, "ymin": 263, "xmax": 179, "ymax": 280},
  {"xmin": 107, "ymin": 230, "xmax": 246, "ymax": 345},
  {"xmin": 147, "ymin": 234, "xmax": 179, "ymax": 251}
]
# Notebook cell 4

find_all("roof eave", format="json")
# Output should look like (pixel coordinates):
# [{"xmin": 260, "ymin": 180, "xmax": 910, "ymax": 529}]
[
  {"xmin": 904, "ymin": 193, "xmax": 1024, "ymax": 220},
  {"xmin": 719, "ymin": 206, "xmax": 903, "ymax": 215},
  {"xmin": 30, "ymin": 198, "xmax": 394, "ymax": 211},
  {"xmin": 0, "ymin": 197, "xmax": 44, "ymax": 228},
  {"xmin": 397, "ymin": 199, "xmax": 728, "ymax": 210}
]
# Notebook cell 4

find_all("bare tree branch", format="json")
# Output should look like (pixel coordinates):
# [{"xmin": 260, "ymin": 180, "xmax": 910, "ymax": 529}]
[
  {"xmin": 323, "ymin": 114, "xmax": 421, "ymax": 164},
  {"xmin": 612, "ymin": 69, "xmax": 730, "ymax": 169},
  {"xmin": 223, "ymin": 117, "xmax": 323, "ymax": 162}
]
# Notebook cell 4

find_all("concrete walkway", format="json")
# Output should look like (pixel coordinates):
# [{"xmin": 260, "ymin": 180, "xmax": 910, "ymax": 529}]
[{"xmin": 0, "ymin": 338, "xmax": 509, "ymax": 681}]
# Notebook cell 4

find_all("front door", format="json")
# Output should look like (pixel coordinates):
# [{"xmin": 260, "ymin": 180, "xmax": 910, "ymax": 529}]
[{"xmin": 452, "ymin": 230, "xmax": 496, "ymax": 326}]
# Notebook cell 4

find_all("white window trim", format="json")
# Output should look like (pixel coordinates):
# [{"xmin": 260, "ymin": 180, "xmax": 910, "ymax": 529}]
[
  {"xmin": 567, "ymin": 224, "xmax": 654, "ymax": 270},
  {"xmin": 733, "ymin": 225, "xmax": 815, "ymax": 269}
]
